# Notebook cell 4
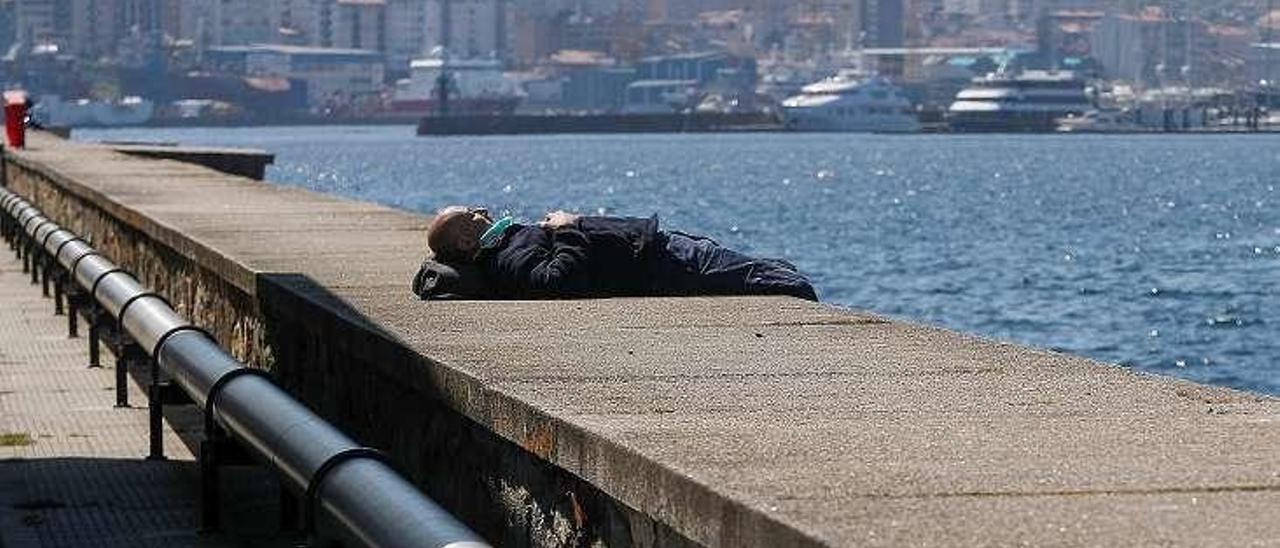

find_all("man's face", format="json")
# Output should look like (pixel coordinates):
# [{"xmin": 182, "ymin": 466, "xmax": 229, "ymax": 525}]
[
  {"xmin": 428, "ymin": 206, "xmax": 494, "ymax": 261},
  {"xmin": 449, "ymin": 208, "xmax": 493, "ymax": 255}
]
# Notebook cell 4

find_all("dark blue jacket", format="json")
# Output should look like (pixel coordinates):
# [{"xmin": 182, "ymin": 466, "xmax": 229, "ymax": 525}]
[{"xmin": 477, "ymin": 215, "xmax": 660, "ymax": 298}]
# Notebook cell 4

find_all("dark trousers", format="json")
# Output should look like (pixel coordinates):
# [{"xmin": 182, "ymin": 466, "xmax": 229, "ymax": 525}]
[{"xmin": 650, "ymin": 232, "xmax": 818, "ymax": 301}]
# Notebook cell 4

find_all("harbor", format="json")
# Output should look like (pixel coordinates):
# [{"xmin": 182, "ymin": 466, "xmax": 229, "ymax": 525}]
[
  {"xmin": 8, "ymin": 10, "xmax": 1280, "ymax": 136},
  {"xmin": 4, "ymin": 1, "xmax": 1280, "ymax": 546},
  {"xmin": 3, "ymin": 130, "xmax": 1280, "ymax": 547}
]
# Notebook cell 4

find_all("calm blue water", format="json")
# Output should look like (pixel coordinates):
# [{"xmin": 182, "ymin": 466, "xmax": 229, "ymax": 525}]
[{"xmin": 77, "ymin": 126, "xmax": 1280, "ymax": 395}]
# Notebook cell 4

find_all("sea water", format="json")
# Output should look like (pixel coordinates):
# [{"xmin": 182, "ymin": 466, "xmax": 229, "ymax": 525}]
[{"xmin": 77, "ymin": 126, "xmax": 1280, "ymax": 395}]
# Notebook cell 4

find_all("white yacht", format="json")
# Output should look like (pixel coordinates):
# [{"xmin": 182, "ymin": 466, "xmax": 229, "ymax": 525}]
[
  {"xmin": 947, "ymin": 70, "xmax": 1092, "ymax": 132},
  {"xmin": 780, "ymin": 71, "xmax": 920, "ymax": 133},
  {"xmin": 1056, "ymin": 109, "xmax": 1150, "ymax": 133}
]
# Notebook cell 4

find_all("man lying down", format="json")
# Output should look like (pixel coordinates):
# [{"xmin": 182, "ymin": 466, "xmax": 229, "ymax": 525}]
[{"xmin": 413, "ymin": 206, "xmax": 817, "ymax": 301}]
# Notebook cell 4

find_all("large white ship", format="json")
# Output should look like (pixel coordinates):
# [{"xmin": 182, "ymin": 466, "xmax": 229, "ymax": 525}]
[
  {"xmin": 947, "ymin": 70, "xmax": 1092, "ymax": 132},
  {"xmin": 390, "ymin": 49, "xmax": 524, "ymax": 115},
  {"xmin": 780, "ymin": 71, "xmax": 920, "ymax": 133},
  {"xmin": 33, "ymin": 95, "xmax": 154, "ymax": 127}
]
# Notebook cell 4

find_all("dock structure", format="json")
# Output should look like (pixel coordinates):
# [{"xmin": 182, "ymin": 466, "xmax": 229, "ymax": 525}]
[
  {"xmin": 417, "ymin": 112, "xmax": 782, "ymax": 135},
  {"xmin": 1, "ymin": 131, "xmax": 1279, "ymax": 546}
]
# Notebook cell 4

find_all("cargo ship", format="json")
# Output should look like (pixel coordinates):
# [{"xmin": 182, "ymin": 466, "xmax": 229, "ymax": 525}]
[{"xmin": 389, "ymin": 49, "xmax": 524, "ymax": 115}]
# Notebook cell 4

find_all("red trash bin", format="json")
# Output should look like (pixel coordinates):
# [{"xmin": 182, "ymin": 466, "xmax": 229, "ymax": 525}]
[{"xmin": 4, "ymin": 90, "xmax": 28, "ymax": 149}]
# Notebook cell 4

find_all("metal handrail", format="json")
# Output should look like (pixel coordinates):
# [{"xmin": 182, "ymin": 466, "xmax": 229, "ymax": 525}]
[{"xmin": 1, "ymin": 188, "xmax": 489, "ymax": 548}]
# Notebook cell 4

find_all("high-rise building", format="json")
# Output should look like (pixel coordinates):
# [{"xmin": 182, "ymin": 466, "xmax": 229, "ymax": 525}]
[
  {"xmin": 863, "ymin": 0, "xmax": 903, "ymax": 47},
  {"xmin": 331, "ymin": 0, "xmax": 386, "ymax": 51},
  {"xmin": 261, "ymin": 0, "xmax": 508, "ymax": 62},
  {"xmin": 1007, "ymin": 0, "xmax": 1114, "ymax": 23},
  {"xmin": 177, "ymin": 0, "xmax": 214, "ymax": 45},
  {"xmin": 16, "ymin": 0, "xmax": 73, "ymax": 48},
  {"xmin": 69, "ymin": 0, "xmax": 121, "ymax": 58},
  {"xmin": 429, "ymin": 0, "xmax": 507, "ymax": 58},
  {"xmin": 121, "ymin": 0, "xmax": 163, "ymax": 33},
  {"xmin": 941, "ymin": 0, "xmax": 1011, "ymax": 17},
  {"xmin": 832, "ymin": 1, "xmax": 863, "ymax": 50},
  {"xmin": 646, "ymin": 0, "xmax": 734, "ymax": 23},
  {"xmin": 1023, "ymin": 0, "xmax": 1109, "ymax": 18},
  {"xmin": 275, "ymin": 0, "xmax": 321, "ymax": 45},
  {"xmin": 1247, "ymin": 42, "xmax": 1279, "ymax": 88},
  {"xmin": 60, "ymin": 0, "xmax": 184, "ymax": 59},
  {"xmin": 0, "ymin": 1, "xmax": 17, "ymax": 52},
  {"xmin": 208, "ymin": 0, "xmax": 277, "ymax": 45},
  {"xmin": 1090, "ymin": 10, "xmax": 1215, "ymax": 86},
  {"xmin": 385, "ymin": 0, "xmax": 430, "ymax": 71},
  {"xmin": 739, "ymin": 0, "xmax": 786, "ymax": 46}
]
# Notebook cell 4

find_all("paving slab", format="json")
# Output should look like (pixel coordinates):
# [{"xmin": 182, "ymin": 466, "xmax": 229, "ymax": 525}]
[
  {"xmin": 0, "ymin": 250, "xmax": 236, "ymax": 547},
  {"xmin": 8, "ymin": 132, "xmax": 1280, "ymax": 546}
]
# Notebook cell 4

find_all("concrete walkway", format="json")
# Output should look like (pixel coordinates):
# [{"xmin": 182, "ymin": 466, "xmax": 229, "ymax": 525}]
[
  {"xmin": 10, "ymin": 132, "xmax": 1280, "ymax": 546},
  {"xmin": 0, "ymin": 252, "xmax": 239, "ymax": 547}
]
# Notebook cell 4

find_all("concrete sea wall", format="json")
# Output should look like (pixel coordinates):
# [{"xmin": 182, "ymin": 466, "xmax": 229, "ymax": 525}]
[
  {"xmin": 5, "ymin": 131, "xmax": 1280, "ymax": 547},
  {"xmin": 2, "ymin": 134, "xmax": 701, "ymax": 546},
  {"xmin": 5, "ymin": 145, "xmax": 271, "ymax": 364}
]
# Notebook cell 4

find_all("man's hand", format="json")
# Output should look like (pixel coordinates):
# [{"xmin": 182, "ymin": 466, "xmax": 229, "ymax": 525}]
[{"xmin": 538, "ymin": 210, "xmax": 580, "ymax": 229}]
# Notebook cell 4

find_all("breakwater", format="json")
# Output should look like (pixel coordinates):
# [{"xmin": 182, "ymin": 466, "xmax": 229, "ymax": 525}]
[
  {"xmin": 7, "ymin": 130, "xmax": 1280, "ymax": 546},
  {"xmin": 417, "ymin": 112, "xmax": 780, "ymax": 135}
]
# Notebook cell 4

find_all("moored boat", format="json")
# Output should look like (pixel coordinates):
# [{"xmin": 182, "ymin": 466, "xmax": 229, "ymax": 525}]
[
  {"xmin": 1056, "ymin": 109, "xmax": 1151, "ymax": 133},
  {"xmin": 390, "ymin": 48, "xmax": 524, "ymax": 115},
  {"xmin": 781, "ymin": 70, "xmax": 920, "ymax": 133},
  {"xmin": 33, "ymin": 95, "xmax": 155, "ymax": 127},
  {"xmin": 948, "ymin": 70, "xmax": 1092, "ymax": 133}
]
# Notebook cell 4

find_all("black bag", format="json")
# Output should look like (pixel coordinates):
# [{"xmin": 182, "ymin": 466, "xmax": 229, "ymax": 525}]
[{"xmin": 411, "ymin": 258, "xmax": 492, "ymax": 300}]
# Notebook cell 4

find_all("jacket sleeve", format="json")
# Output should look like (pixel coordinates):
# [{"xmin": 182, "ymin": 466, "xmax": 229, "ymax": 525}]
[
  {"xmin": 489, "ymin": 224, "xmax": 593, "ymax": 298},
  {"xmin": 523, "ymin": 226, "xmax": 592, "ymax": 296}
]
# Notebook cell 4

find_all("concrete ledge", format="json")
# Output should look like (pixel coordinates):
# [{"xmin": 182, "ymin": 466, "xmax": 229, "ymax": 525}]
[
  {"xmin": 105, "ymin": 142, "xmax": 275, "ymax": 180},
  {"xmin": 5, "ymin": 131, "xmax": 1280, "ymax": 546}
]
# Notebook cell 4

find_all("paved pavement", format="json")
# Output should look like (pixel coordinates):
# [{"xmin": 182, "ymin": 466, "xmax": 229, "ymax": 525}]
[
  {"xmin": 12, "ymin": 132, "xmax": 1280, "ymax": 546},
  {"xmin": 0, "ymin": 249, "xmax": 258, "ymax": 547}
]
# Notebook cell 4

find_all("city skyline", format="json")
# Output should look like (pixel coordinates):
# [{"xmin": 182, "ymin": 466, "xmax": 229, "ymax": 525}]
[
  {"xmin": 6, "ymin": 1, "xmax": 1276, "ymax": 62},
  {"xmin": 0, "ymin": 0, "xmax": 1276, "ymax": 121}
]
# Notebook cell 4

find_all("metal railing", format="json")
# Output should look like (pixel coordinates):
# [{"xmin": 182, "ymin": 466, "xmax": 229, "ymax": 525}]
[{"xmin": 1, "ymin": 186, "xmax": 489, "ymax": 548}]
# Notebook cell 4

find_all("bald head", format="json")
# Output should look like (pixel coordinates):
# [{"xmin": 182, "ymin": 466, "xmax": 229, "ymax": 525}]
[{"xmin": 426, "ymin": 206, "xmax": 492, "ymax": 262}]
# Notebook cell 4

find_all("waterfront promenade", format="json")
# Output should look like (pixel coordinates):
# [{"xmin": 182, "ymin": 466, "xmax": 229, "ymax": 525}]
[
  {"xmin": 0, "ymin": 250, "xmax": 236, "ymax": 547},
  {"xmin": 3, "ymin": 131, "xmax": 1280, "ymax": 546}
]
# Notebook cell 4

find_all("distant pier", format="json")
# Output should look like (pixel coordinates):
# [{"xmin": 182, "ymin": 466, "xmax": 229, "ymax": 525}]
[{"xmin": 417, "ymin": 112, "xmax": 782, "ymax": 135}]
